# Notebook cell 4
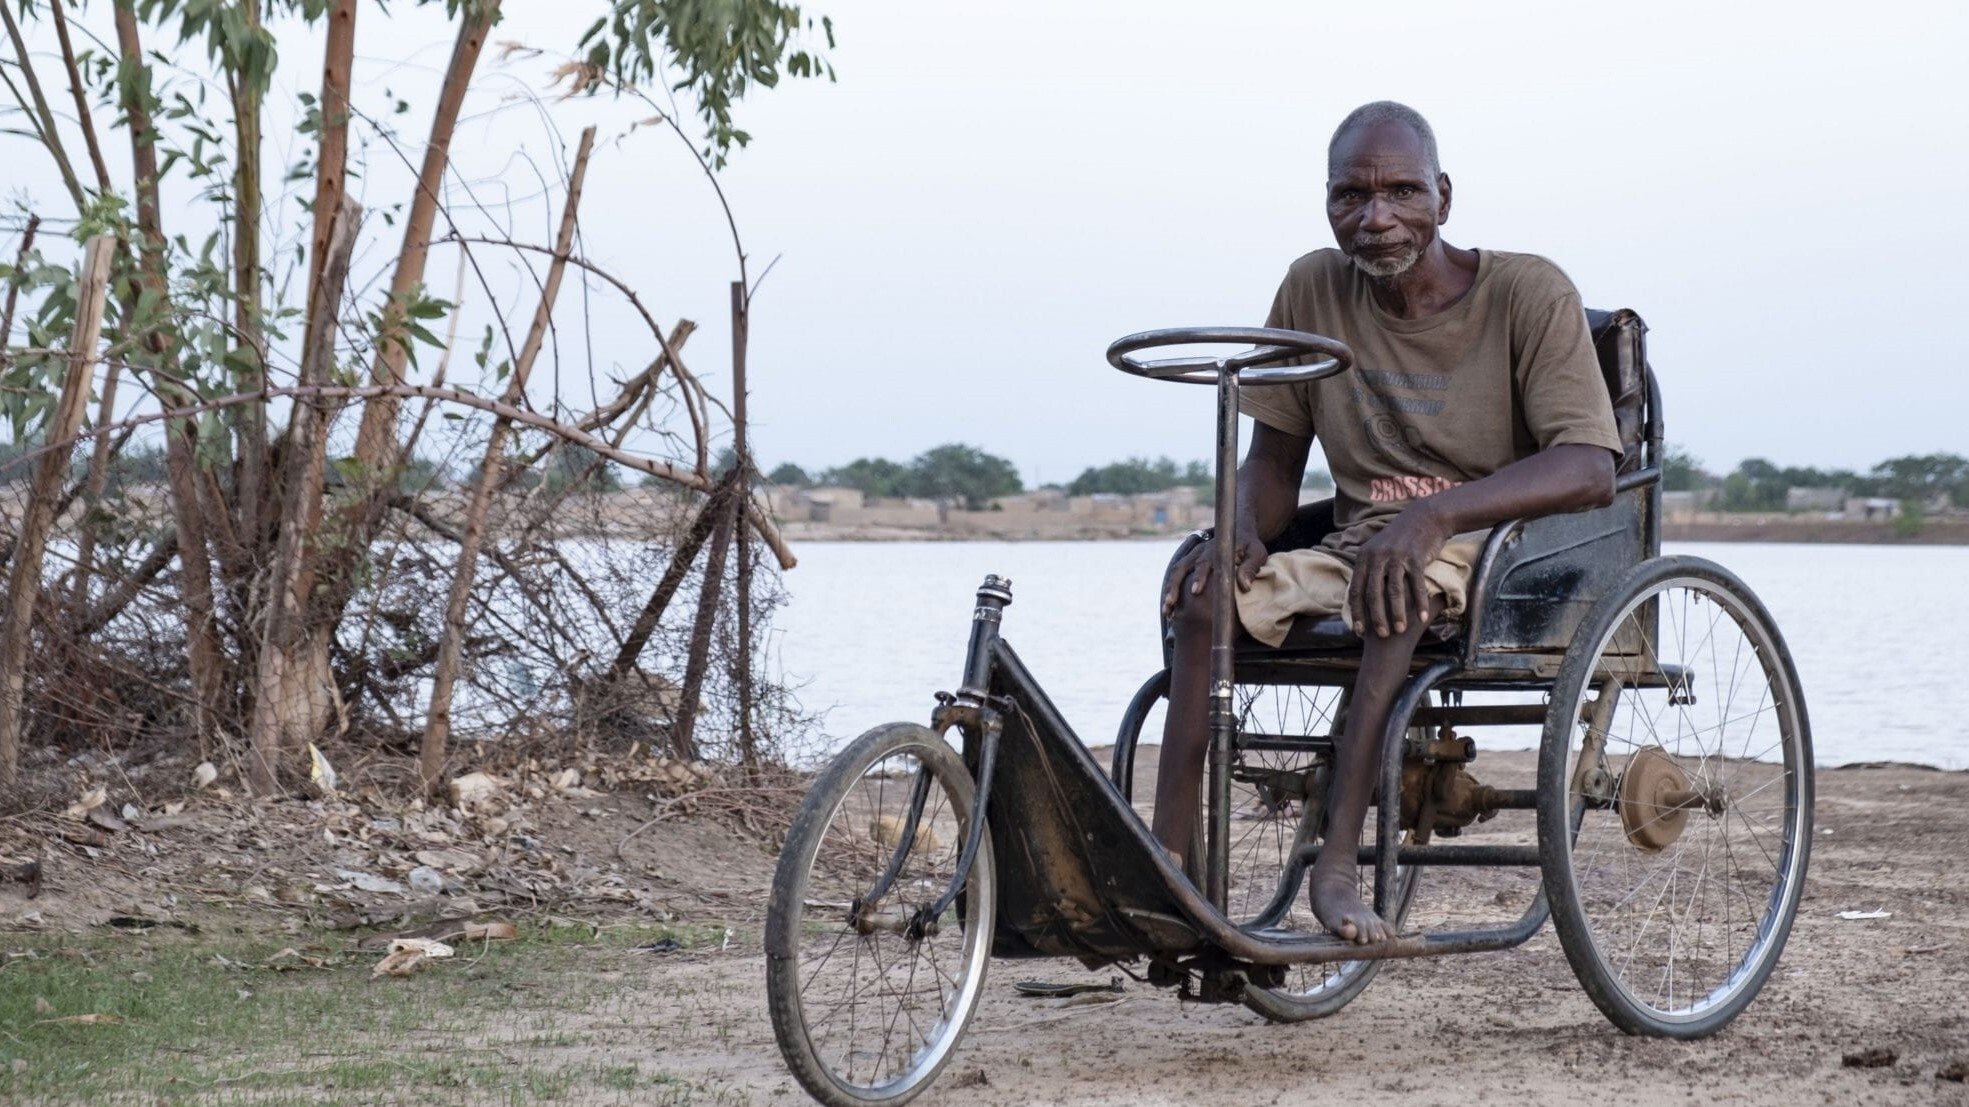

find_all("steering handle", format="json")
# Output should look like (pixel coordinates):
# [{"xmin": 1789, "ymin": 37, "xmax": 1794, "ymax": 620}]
[{"xmin": 1106, "ymin": 326, "xmax": 1354, "ymax": 386}]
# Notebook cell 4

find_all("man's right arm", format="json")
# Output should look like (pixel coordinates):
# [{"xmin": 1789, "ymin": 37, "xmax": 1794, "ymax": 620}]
[{"xmin": 1162, "ymin": 421, "xmax": 1311, "ymax": 616}]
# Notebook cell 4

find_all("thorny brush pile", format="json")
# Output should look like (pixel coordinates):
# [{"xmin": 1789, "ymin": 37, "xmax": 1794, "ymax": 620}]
[{"xmin": 0, "ymin": 0, "xmax": 837, "ymax": 820}]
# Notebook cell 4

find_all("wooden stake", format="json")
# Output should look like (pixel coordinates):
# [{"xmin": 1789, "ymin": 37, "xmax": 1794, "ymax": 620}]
[
  {"xmin": 419, "ymin": 125, "xmax": 594, "ymax": 795},
  {"xmin": 0, "ymin": 235, "xmax": 113, "ymax": 790},
  {"xmin": 730, "ymin": 281, "xmax": 758, "ymax": 768}
]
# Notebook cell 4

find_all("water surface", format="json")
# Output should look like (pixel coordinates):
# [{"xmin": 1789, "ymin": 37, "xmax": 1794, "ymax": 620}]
[{"xmin": 773, "ymin": 540, "xmax": 1969, "ymax": 769}]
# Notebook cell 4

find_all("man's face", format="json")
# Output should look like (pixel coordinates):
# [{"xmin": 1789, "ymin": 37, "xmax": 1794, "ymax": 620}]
[{"xmin": 1326, "ymin": 121, "xmax": 1449, "ymax": 279}]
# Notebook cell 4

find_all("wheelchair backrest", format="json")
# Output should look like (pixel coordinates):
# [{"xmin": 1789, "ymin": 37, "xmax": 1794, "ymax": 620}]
[{"xmin": 1583, "ymin": 308, "xmax": 1657, "ymax": 477}]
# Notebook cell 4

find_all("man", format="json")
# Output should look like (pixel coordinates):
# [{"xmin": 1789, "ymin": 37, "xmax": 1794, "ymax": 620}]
[{"xmin": 1152, "ymin": 101, "xmax": 1621, "ymax": 945}]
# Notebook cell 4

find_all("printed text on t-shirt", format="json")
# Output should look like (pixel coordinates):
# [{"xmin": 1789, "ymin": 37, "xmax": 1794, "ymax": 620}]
[{"xmin": 1370, "ymin": 475, "xmax": 1461, "ymax": 502}]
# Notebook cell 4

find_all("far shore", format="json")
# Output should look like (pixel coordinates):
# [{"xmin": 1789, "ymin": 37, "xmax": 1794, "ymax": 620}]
[{"xmin": 780, "ymin": 518, "xmax": 1969, "ymax": 545}]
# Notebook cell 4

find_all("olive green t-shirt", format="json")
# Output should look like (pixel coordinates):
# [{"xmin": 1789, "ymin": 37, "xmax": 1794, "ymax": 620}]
[{"xmin": 1240, "ymin": 248, "xmax": 1622, "ymax": 552}]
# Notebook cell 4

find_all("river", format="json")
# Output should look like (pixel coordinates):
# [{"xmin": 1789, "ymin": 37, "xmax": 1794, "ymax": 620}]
[{"xmin": 771, "ymin": 540, "xmax": 1969, "ymax": 769}]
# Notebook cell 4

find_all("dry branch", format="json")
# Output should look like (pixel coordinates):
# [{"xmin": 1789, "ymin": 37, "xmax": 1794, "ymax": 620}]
[{"xmin": 47, "ymin": 0, "xmax": 112, "ymax": 194}]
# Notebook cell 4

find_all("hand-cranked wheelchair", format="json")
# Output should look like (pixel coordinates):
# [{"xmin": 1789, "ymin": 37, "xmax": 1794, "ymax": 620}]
[{"xmin": 765, "ymin": 312, "xmax": 1813, "ymax": 1106}]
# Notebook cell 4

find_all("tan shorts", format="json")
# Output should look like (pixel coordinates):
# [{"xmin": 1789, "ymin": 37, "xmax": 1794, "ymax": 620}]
[{"xmin": 1234, "ymin": 535, "xmax": 1487, "ymax": 647}]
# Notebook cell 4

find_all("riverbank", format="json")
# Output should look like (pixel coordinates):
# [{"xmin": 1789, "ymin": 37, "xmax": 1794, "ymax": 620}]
[{"xmin": 776, "ymin": 518, "xmax": 1969, "ymax": 544}]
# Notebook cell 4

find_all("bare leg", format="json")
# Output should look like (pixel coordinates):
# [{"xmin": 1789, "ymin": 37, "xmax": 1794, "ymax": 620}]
[
  {"xmin": 1150, "ymin": 590, "xmax": 1211, "ymax": 867},
  {"xmin": 1308, "ymin": 595, "xmax": 1444, "ymax": 945}
]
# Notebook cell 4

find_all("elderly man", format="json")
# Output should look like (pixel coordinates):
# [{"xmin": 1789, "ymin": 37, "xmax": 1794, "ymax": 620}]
[{"xmin": 1152, "ymin": 101, "xmax": 1621, "ymax": 945}]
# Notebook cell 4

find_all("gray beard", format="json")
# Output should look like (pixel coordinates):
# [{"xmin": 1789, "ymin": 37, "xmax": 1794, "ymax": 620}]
[{"xmin": 1351, "ymin": 244, "xmax": 1421, "ymax": 279}]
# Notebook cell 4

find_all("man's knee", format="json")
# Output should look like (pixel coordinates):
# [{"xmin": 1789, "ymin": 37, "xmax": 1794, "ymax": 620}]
[{"xmin": 1168, "ymin": 586, "xmax": 1212, "ymax": 641}]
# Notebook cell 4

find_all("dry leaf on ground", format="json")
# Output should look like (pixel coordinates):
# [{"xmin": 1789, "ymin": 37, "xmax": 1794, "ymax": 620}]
[
  {"xmin": 371, "ymin": 937, "xmax": 455, "ymax": 978},
  {"xmin": 62, "ymin": 788, "xmax": 107, "ymax": 820}
]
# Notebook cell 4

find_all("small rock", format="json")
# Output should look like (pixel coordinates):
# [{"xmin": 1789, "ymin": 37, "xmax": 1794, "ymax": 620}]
[
  {"xmin": 33, "ymin": 996, "xmax": 52, "ymax": 1014},
  {"xmin": 413, "ymin": 848, "xmax": 482, "ymax": 873},
  {"xmin": 449, "ymin": 772, "xmax": 504, "ymax": 810},
  {"xmin": 193, "ymin": 761, "xmax": 218, "ymax": 789},
  {"xmin": 407, "ymin": 866, "xmax": 445, "ymax": 895},
  {"xmin": 1843, "ymin": 1047, "xmax": 1898, "ymax": 1069},
  {"xmin": 86, "ymin": 808, "xmax": 129, "ymax": 833},
  {"xmin": 333, "ymin": 869, "xmax": 406, "ymax": 896}
]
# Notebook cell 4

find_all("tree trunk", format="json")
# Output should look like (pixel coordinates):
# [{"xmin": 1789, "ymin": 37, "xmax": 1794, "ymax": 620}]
[
  {"xmin": 351, "ymin": 0, "xmax": 499, "ymax": 473},
  {"xmin": 246, "ymin": 199, "xmax": 359, "ymax": 794},
  {"xmin": 0, "ymin": 235, "xmax": 112, "ymax": 792},
  {"xmin": 113, "ymin": 0, "xmax": 228, "ymax": 749},
  {"xmin": 419, "ymin": 124, "xmax": 593, "ymax": 795},
  {"xmin": 228, "ymin": 0, "xmax": 270, "ymax": 582}
]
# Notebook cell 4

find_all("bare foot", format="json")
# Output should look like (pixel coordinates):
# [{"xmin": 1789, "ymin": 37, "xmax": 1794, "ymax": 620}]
[{"xmin": 1309, "ymin": 871, "xmax": 1395, "ymax": 945}]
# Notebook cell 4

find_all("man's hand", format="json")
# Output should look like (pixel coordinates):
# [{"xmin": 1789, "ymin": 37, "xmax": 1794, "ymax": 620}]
[
  {"xmin": 1348, "ymin": 502, "xmax": 1454, "ymax": 638},
  {"xmin": 1162, "ymin": 526, "xmax": 1271, "ymax": 618}
]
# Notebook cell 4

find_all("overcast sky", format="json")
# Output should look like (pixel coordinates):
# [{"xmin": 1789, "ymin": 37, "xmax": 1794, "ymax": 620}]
[{"xmin": 11, "ymin": 0, "xmax": 1967, "ymax": 486}]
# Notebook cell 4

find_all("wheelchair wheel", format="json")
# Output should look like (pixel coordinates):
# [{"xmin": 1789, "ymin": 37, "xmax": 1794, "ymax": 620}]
[
  {"xmin": 1113, "ymin": 674, "xmax": 1422, "ymax": 1023},
  {"xmin": 766, "ymin": 723, "xmax": 995, "ymax": 1106},
  {"xmin": 1538, "ymin": 556, "xmax": 1812, "ymax": 1039}
]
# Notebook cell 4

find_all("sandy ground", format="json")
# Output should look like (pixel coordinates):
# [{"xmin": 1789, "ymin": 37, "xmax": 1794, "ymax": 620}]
[
  {"xmin": 4, "ymin": 750, "xmax": 1964, "ymax": 1105},
  {"xmin": 624, "ymin": 750, "xmax": 1968, "ymax": 1106}
]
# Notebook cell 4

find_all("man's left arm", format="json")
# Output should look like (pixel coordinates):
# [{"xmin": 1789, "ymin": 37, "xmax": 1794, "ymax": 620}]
[
  {"xmin": 1350, "ymin": 285, "xmax": 1620, "ymax": 638},
  {"xmin": 1348, "ymin": 444, "xmax": 1614, "ymax": 638}
]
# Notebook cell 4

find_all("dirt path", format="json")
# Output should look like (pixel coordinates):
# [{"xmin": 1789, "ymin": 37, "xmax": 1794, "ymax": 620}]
[{"xmin": 624, "ymin": 754, "xmax": 1968, "ymax": 1105}]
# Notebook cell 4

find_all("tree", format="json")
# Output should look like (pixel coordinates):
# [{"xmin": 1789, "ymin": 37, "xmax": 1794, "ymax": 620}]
[
  {"xmin": 766, "ymin": 461, "xmax": 810, "ymax": 487},
  {"xmin": 1066, "ymin": 456, "xmax": 1182, "ymax": 496},
  {"xmin": 0, "ymin": 0, "xmax": 831, "ymax": 793},
  {"xmin": 907, "ymin": 443, "xmax": 1021, "ymax": 510},
  {"xmin": 1064, "ymin": 455, "xmax": 1218, "ymax": 496},
  {"xmin": 543, "ymin": 445, "xmax": 621, "ymax": 494},
  {"xmin": 1660, "ymin": 445, "xmax": 1711, "ymax": 493},
  {"xmin": 823, "ymin": 457, "xmax": 912, "ymax": 498},
  {"xmin": 1870, "ymin": 453, "xmax": 1969, "ymax": 504}
]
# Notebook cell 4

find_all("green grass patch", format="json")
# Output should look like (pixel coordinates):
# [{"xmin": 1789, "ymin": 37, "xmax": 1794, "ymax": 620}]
[{"xmin": 0, "ymin": 919, "xmax": 747, "ymax": 1105}]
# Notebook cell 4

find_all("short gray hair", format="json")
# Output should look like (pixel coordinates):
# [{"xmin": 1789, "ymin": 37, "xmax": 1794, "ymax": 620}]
[{"xmin": 1328, "ymin": 101, "xmax": 1441, "ymax": 178}]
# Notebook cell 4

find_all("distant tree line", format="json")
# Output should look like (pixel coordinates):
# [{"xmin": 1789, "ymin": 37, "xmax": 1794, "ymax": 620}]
[
  {"xmin": 766, "ymin": 444, "xmax": 1022, "ymax": 510},
  {"xmin": 1663, "ymin": 448, "xmax": 1969, "ymax": 512},
  {"xmin": 763, "ymin": 447, "xmax": 1335, "ymax": 508}
]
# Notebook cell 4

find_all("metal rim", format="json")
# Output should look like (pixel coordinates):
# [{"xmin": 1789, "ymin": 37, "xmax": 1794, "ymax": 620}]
[
  {"xmin": 1556, "ymin": 571, "xmax": 1809, "ymax": 1026},
  {"xmin": 788, "ymin": 740, "xmax": 994, "ymax": 1101}
]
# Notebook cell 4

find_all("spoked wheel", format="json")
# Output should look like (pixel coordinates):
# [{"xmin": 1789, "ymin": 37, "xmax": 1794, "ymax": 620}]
[
  {"xmin": 766, "ymin": 723, "xmax": 995, "ymax": 1106},
  {"xmin": 1113, "ymin": 674, "xmax": 1422, "ymax": 1022},
  {"xmin": 1538, "ymin": 556, "xmax": 1812, "ymax": 1038}
]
